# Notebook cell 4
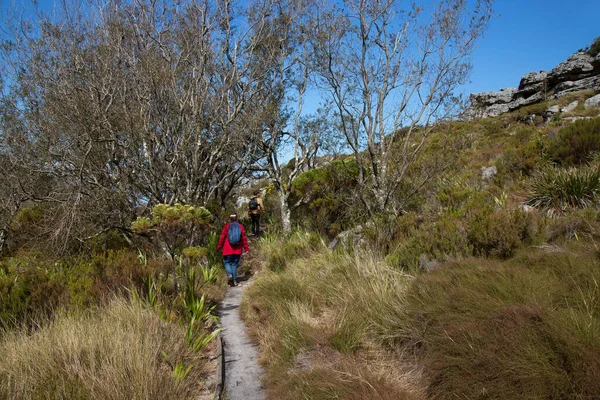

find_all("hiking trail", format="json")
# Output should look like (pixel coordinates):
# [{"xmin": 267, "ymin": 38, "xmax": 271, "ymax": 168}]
[{"xmin": 217, "ymin": 253, "xmax": 266, "ymax": 400}]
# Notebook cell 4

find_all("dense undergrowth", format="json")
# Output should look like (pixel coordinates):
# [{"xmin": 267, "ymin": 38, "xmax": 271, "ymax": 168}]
[
  {"xmin": 0, "ymin": 222, "xmax": 228, "ymax": 398},
  {"xmin": 243, "ymin": 232, "xmax": 426, "ymax": 400},
  {"xmin": 0, "ymin": 298, "xmax": 212, "ymax": 399},
  {"xmin": 241, "ymin": 92, "xmax": 600, "ymax": 399},
  {"xmin": 244, "ymin": 224, "xmax": 600, "ymax": 399}
]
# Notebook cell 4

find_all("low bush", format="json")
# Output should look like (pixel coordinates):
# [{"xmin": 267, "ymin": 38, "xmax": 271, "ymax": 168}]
[
  {"xmin": 509, "ymin": 100, "xmax": 551, "ymax": 123},
  {"xmin": 543, "ymin": 208, "xmax": 600, "ymax": 244},
  {"xmin": 547, "ymin": 117, "xmax": 600, "ymax": 166},
  {"xmin": 587, "ymin": 36, "xmax": 600, "ymax": 57},
  {"xmin": 362, "ymin": 212, "xmax": 421, "ymax": 253},
  {"xmin": 496, "ymin": 129, "xmax": 543, "ymax": 179},
  {"xmin": 0, "ymin": 250, "xmax": 185, "ymax": 328},
  {"xmin": 466, "ymin": 206, "xmax": 536, "ymax": 258},
  {"xmin": 290, "ymin": 159, "xmax": 360, "ymax": 236},
  {"xmin": 131, "ymin": 203, "xmax": 213, "ymax": 259},
  {"xmin": 385, "ymin": 214, "xmax": 471, "ymax": 272}
]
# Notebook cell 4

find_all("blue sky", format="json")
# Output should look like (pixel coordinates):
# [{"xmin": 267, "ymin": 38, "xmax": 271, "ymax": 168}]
[
  {"xmin": 463, "ymin": 0, "xmax": 600, "ymax": 95},
  {"xmin": 3, "ymin": 0, "xmax": 599, "ymax": 97}
]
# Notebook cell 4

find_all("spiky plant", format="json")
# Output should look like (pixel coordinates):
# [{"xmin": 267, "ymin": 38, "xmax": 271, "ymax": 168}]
[{"xmin": 526, "ymin": 164, "xmax": 600, "ymax": 211}]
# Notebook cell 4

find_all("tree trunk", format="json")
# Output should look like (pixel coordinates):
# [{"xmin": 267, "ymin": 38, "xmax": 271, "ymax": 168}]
[
  {"xmin": 0, "ymin": 229, "xmax": 6, "ymax": 253},
  {"xmin": 279, "ymin": 192, "xmax": 292, "ymax": 235}
]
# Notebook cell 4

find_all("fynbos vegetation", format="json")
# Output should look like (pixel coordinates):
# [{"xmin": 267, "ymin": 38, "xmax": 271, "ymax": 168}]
[{"xmin": 2, "ymin": 0, "xmax": 600, "ymax": 398}]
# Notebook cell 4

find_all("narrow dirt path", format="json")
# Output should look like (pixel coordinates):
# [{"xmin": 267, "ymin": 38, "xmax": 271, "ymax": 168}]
[{"xmin": 218, "ymin": 262, "xmax": 266, "ymax": 400}]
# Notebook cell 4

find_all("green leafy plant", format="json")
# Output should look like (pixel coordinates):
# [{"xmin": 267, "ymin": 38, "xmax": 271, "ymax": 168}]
[
  {"xmin": 181, "ymin": 294, "xmax": 218, "ymax": 325},
  {"xmin": 205, "ymin": 231, "xmax": 221, "ymax": 267},
  {"xmin": 467, "ymin": 207, "xmax": 534, "ymax": 258},
  {"xmin": 200, "ymin": 265, "xmax": 220, "ymax": 284},
  {"xmin": 161, "ymin": 351, "xmax": 196, "ymax": 382},
  {"xmin": 131, "ymin": 204, "xmax": 213, "ymax": 259},
  {"xmin": 185, "ymin": 318, "xmax": 222, "ymax": 352},
  {"xmin": 493, "ymin": 191, "xmax": 508, "ymax": 207},
  {"xmin": 173, "ymin": 361, "xmax": 195, "ymax": 382},
  {"xmin": 181, "ymin": 246, "xmax": 207, "ymax": 265},
  {"xmin": 587, "ymin": 36, "xmax": 600, "ymax": 57}
]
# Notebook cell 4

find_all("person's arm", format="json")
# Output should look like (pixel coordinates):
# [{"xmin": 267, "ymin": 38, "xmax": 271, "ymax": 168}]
[
  {"xmin": 241, "ymin": 225, "xmax": 250, "ymax": 253},
  {"xmin": 258, "ymin": 197, "xmax": 265, "ymax": 213},
  {"xmin": 217, "ymin": 224, "xmax": 228, "ymax": 250}
]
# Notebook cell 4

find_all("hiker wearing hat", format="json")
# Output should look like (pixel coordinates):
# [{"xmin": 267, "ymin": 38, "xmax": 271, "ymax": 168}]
[
  {"xmin": 217, "ymin": 213, "xmax": 250, "ymax": 287},
  {"xmin": 248, "ymin": 189, "xmax": 265, "ymax": 236}
]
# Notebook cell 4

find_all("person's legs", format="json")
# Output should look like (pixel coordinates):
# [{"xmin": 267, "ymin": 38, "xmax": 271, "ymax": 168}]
[
  {"xmin": 223, "ymin": 255, "xmax": 238, "ymax": 285},
  {"xmin": 228, "ymin": 254, "xmax": 241, "ymax": 285},
  {"xmin": 251, "ymin": 214, "xmax": 260, "ymax": 236}
]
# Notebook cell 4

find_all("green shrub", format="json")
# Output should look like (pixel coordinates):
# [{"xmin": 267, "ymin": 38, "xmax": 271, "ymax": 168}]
[
  {"xmin": 0, "ymin": 250, "xmax": 175, "ymax": 327},
  {"xmin": 496, "ymin": 131, "xmax": 543, "ymax": 179},
  {"xmin": 8, "ymin": 206, "xmax": 51, "ymax": 250},
  {"xmin": 544, "ymin": 208, "xmax": 600, "ymax": 242},
  {"xmin": 548, "ymin": 117, "xmax": 600, "ymax": 166},
  {"xmin": 85, "ymin": 229, "xmax": 130, "ymax": 253},
  {"xmin": 181, "ymin": 246, "xmax": 207, "ymax": 265},
  {"xmin": 386, "ymin": 214, "xmax": 471, "ymax": 271},
  {"xmin": 467, "ymin": 207, "xmax": 535, "ymax": 258},
  {"xmin": 290, "ymin": 159, "xmax": 359, "ymax": 236},
  {"xmin": 587, "ymin": 36, "xmax": 600, "ymax": 57},
  {"xmin": 510, "ymin": 101, "xmax": 550, "ymax": 122},
  {"xmin": 205, "ymin": 231, "xmax": 222, "ymax": 267},
  {"xmin": 526, "ymin": 164, "xmax": 600, "ymax": 211},
  {"xmin": 131, "ymin": 204, "xmax": 213, "ymax": 259}
]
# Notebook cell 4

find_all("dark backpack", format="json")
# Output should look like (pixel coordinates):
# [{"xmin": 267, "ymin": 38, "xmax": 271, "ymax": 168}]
[
  {"xmin": 249, "ymin": 197, "xmax": 259, "ymax": 210},
  {"xmin": 227, "ymin": 222, "xmax": 242, "ymax": 246}
]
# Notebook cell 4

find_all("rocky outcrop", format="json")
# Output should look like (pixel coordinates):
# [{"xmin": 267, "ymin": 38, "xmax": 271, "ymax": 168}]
[
  {"xmin": 468, "ymin": 51, "xmax": 600, "ymax": 118},
  {"xmin": 585, "ymin": 94, "xmax": 600, "ymax": 109}
]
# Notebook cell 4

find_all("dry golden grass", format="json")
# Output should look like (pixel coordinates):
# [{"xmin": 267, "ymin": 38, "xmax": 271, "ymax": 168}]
[
  {"xmin": 244, "ymin": 227, "xmax": 600, "ymax": 399},
  {"xmin": 242, "ymin": 234, "xmax": 426, "ymax": 399},
  {"xmin": 0, "ymin": 297, "xmax": 214, "ymax": 399}
]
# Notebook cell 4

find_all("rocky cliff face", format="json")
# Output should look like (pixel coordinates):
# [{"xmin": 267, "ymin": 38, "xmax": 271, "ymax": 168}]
[{"xmin": 468, "ymin": 51, "xmax": 600, "ymax": 118}]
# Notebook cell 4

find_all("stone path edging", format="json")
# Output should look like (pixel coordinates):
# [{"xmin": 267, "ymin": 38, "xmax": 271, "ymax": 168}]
[{"xmin": 213, "ymin": 332, "xmax": 225, "ymax": 400}]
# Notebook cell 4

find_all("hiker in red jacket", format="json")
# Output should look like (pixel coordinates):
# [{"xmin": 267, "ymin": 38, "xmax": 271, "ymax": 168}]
[{"xmin": 217, "ymin": 213, "xmax": 250, "ymax": 287}]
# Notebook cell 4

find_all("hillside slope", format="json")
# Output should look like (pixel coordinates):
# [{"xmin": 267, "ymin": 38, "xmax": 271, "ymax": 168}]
[{"xmin": 241, "ymin": 90, "xmax": 600, "ymax": 399}]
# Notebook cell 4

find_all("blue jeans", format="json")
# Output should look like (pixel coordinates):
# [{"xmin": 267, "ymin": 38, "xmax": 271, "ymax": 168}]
[{"xmin": 223, "ymin": 255, "xmax": 241, "ymax": 280}]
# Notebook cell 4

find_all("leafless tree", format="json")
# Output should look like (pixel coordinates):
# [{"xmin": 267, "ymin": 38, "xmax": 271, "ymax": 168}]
[
  {"xmin": 242, "ymin": 0, "xmax": 330, "ymax": 234},
  {"xmin": 312, "ymin": 0, "xmax": 493, "ymax": 216},
  {"xmin": 0, "ymin": 0, "xmax": 283, "ymax": 250}
]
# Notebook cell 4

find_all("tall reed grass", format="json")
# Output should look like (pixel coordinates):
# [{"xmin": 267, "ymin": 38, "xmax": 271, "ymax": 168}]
[
  {"xmin": 244, "ymin": 230, "xmax": 600, "ymax": 399},
  {"xmin": 0, "ymin": 298, "xmax": 212, "ymax": 399},
  {"xmin": 242, "ymin": 232, "xmax": 426, "ymax": 399}
]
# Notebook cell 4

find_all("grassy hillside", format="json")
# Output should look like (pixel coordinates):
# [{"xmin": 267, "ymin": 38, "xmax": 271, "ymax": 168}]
[{"xmin": 242, "ymin": 90, "xmax": 600, "ymax": 399}]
